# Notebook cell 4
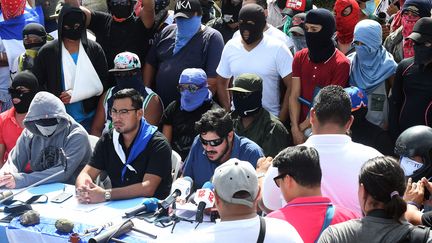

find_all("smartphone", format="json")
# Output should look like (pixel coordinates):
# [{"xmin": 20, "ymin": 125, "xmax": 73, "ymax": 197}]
[{"xmin": 50, "ymin": 192, "xmax": 73, "ymax": 203}]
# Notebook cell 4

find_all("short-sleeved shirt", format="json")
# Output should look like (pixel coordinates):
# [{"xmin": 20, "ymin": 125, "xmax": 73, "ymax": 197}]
[
  {"xmin": 182, "ymin": 133, "xmax": 264, "ymax": 189},
  {"xmin": 161, "ymin": 100, "xmax": 220, "ymax": 160},
  {"xmin": 88, "ymin": 11, "xmax": 153, "ymax": 70},
  {"xmin": 217, "ymin": 35, "xmax": 293, "ymax": 116},
  {"xmin": 292, "ymin": 48, "xmax": 350, "ymax": 121},
  {"xmin": 146, "ymin": 25, "xmax": 224, "ymax": 107},
  {"xmin": 267, "ymin": 196, "xmax": 358, "ymax": 243},
  {"xmin": 89, "ymin": 130, "xmax": 172, "ymax": 198},
  {"xmin": 0, "ymin": 107, "xmax": 23, "ymax": 161}
]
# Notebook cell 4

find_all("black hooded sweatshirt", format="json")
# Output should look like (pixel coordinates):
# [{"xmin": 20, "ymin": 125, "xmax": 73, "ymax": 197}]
[{"xmin": 33, "ymin": 4, "xmax": 109, "ymax": 114}]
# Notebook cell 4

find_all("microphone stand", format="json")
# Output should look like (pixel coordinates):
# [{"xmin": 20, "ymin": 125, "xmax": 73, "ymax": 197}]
[{"xmin": 153, "ymin": 202, "xmax": 194, "ymax": 233}]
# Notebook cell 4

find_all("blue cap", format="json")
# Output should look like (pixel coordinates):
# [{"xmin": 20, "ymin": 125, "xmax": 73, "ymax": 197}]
[
  {"xmin": 179, "ymin": 68, "xmax": 207, "ymax": 86},
  {"xmin": 344, "ymin": 86, "xmax": 368, "ymax": 112}
]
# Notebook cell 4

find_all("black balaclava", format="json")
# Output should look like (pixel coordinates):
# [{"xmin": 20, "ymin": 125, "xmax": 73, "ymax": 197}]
[
  {"xmin": 10, "ymin": 71, "xmax": 39, "ymax": 114},
  {"xmin": 304, "ymin": 8, "xmax": 336, "ymax": 63},
  {"xmin": 238, "ymin": 3, "xmax": 266, "ymax": 45},
  {"xmin": 62, "ymin": 10, "xmax": 84, "ymax": 40},
  {"xmin": 109, "ymin": 0, "xmax": 133, "ymax": 20},
  {"xmin": 222, "ymin": 0, "xmax": 242, "ymax": 24},
  {"xmin": 22, "ymin": 23, "xmax": 47, "ymax": 50},
  {"xmin": 233, "ymin": 91, "xmax": 262, "ymax": 117}
]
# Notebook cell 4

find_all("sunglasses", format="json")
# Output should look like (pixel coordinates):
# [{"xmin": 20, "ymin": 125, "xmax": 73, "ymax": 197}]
[
  {"xmin": 273, "ymin": 172, "xmax": 289, "ymax": 188},
  {"xmin": 177, "ymin": 83, "xmax": 205, "ymax": 93},
  {"xmin": 199, "ymin": 136, "xmax": 225, "ymax": 147}
]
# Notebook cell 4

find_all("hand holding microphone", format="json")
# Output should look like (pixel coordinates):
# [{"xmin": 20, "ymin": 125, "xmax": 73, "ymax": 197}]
[{"xmin": 194, "ymin": 181, "xmax": 215, "ymax": 223}]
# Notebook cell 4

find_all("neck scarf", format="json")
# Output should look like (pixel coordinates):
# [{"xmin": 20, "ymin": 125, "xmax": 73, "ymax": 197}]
[
  {"xmin": 113, "ymin": 118, "xmax": 157, "ymax": 182},
  {"xmin": 348, "ymin": 20, "xmax": 397, "ymax": 93},
  {"xmin": 401, "ymin": 14, "xmax": 420, "ymax": 58}
]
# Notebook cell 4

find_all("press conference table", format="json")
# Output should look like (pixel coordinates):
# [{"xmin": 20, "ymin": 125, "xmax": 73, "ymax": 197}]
[{"xmin": 0, "ymin": 183, "xmax": 213, "ymax": 243}]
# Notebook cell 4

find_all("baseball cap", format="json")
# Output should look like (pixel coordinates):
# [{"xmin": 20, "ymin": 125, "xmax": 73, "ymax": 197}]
[
  {"xmin": 289, "ymin": 12, "xmax": 306, "ymax": 35},
  {"xmin": 282, "ymin": 0, "xmax": 313, "ymax": 16},
  {"xmin": 109, "ymin": 52, "xmax": 141, "ymax": 72},
  {"xmin": 174, "ymin": 0, "xmax": 202, "ymax": 18},
  {"xmin": 179, "ymin": 68, "xmax": 207, "ymax": 85},
  {"xmin": 227, "ymin": 73, "xmax": 263, "ymax": 93},
  {"xmin": 344, "ymin": 86, "xmax": 368, "ymax": 112},
  {"xmin": 407, "ymin": 17, "xmax": 432, "ymax": 43},
  {"xmin": 212, "ymin": 158, "xmax": 258, "ymax": 208}
]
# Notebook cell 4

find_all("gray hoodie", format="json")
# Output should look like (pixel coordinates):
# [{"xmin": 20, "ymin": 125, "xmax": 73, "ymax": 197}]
[{"xmin": 5, "ymin": 91, "xmax": 92, "ymax": 188}]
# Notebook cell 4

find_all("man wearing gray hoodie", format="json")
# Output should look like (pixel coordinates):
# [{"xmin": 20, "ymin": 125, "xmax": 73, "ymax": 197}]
[{"xmin": 0, "ymin": 91, "xmax": 91, "ymax": 189}]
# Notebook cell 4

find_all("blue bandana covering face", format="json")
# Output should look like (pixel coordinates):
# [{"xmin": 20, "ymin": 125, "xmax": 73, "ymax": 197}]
[
  {"xmin": 178, "ymin": 68, "xmax": 212, "ymax": 111},
  {"xmin": 174, "ymin": 16, "xmax": 202, "ymax": 54}
]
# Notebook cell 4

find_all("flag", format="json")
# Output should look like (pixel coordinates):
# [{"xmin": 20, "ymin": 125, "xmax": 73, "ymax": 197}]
[{"xmin": 0, "ymin": 6, "xmax": 44, "ymax": 69}]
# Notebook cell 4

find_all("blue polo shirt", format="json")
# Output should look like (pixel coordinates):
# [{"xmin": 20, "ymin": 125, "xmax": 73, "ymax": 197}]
[{"xmin": 183, "ymin": 134, "xmax": 264, "ymax": 189}]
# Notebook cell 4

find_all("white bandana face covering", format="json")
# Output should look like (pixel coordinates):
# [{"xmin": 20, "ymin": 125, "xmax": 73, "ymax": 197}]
[
  {"xmin": 35, "ymin": 124, "xmax": 58, "ymax": 137},
  {"xmin": 400, "ymin": 156, "xmax": 423, "ymax": 177}
]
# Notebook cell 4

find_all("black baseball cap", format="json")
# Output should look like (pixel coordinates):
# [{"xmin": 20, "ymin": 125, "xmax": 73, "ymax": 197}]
[
  {"xmin": 408, "ymin": 17, "xmax": 432, "ymax": 43},
  {"xmin": 174, "ymin": 0, "xmax": 202, "ymax": 18}
]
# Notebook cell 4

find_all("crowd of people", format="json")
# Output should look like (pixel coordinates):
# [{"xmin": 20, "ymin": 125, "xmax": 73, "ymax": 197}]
[{"xmin": 1, "ymin": 0, "xmax": 432, "ymax": 242}]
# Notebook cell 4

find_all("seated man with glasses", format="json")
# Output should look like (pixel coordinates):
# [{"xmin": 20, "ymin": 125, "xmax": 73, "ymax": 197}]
[
  {"xmin": 182, "ymin": 108, "xmax": 264, "ymax": 189},
  {"xmin": 267, "ymin": 146, "xmax": 357, "ymax": 243},
  {"xmin": 162, "ymin": 68, "xmax": 220, "ymax": 160},
  {"xmin": 75, "ymin": 88, "xmax": 172, "ymax": 203}
]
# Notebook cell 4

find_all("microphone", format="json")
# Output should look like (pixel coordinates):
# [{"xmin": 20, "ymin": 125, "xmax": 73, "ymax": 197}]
[
  {"xmin": 124, "ymin": 197, "xmax": 158, "ymax": 218},
  {"xmin": 194, "ymin": 181, "xmax": 215, "ymax": 223},
  {"xmin": 160, "ymin": 176, "xmax": 193, "ymax": 209}
]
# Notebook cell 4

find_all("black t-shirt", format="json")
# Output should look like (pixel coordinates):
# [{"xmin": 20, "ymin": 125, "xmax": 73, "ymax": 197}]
[
  {"xmin": 161, "ymin": 100, "xmax": 219, "ymax": 160},
  {"xmin": 389, "ymin": 58, "xmax": 432, "ymax": 139},
  {"xmin": 89, "ymin": 130, "xmax": 172, "ymax": 199},
  {"xmin": 88, "ymin": 11, "xmax": 153, "ymax": 70}
]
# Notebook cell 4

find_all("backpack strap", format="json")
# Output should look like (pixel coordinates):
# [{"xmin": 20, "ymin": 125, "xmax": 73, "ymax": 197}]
[
  {"xmin": 315, "ymin": 204, "xmax": 335, "ymax": 243},
  {"xmin": 257, "ymin": 216, "xmax": 266, "ymax": 243}
]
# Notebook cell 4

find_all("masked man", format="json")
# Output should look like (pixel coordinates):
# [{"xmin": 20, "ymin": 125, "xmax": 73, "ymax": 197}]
[
  {"xmin": 33, "ymin": 5, "xmax": 108, "ymax": 132},
  {"xmin": 389, "ymin": 17, "xmax": 432, "ymax": 139},
  {"xmin": 144, "ymin": 0, "xmax": 224, "ymax": 107},
  {"xmin": 0, "ymin": 71, "xmax": 38, "ymax": 166},
  {"xmin": 334, "ymin": 0, "xmax": 360, "ymax": 54},
  {"xmin": 0, "ymin": 91, "xmax": 91, "ymax": 189}
]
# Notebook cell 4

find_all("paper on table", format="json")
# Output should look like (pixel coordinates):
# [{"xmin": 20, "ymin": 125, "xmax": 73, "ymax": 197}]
[{"xmin": 59, "ymin": 196, "xmax": 108, "ymax": 213}]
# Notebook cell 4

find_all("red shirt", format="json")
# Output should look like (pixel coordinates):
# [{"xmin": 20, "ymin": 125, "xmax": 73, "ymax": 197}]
[
  {"xmin": 267, "ymin": 196, "xmax": 358, "ymax": 243},
  {"xmin": 0, "ymin": 107, "xmax": 24, "ymax": 162},
  {"xmin": 292, "ymin": 48, "xmax": 350, "ymax": 121}
]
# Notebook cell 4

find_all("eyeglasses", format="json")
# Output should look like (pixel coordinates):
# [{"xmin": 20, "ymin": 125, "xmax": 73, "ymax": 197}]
[
  {"xmin": 110, "ymin": 108, "xmax": 139, "ymax": 117},
  {"xmin": 177, "ymin": 83, "xmax": 205, "ymax": 93},
  {"xmin": 199, "ymin": 136, "xmax": 225, "ymax": 147},
  {"xmin": 273, "ymin": 173, "xmax": 289, "ymax": 188}
]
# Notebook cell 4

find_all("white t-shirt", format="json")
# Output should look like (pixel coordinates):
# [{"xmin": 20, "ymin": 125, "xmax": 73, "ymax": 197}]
[
  {"xmin": 262, "ymin": 134, "xmax": 382, "ymax": 215},
  {"xmin": 233, "ymin": 24, "xmax": 294, "ymax": 49},
  {"xmin": 217, "ymin": 35, "xmax": 293, "ymax": 116},
  {"xmin": 186, "ymin": 215, "xmax": 303, "ymax": 243}
]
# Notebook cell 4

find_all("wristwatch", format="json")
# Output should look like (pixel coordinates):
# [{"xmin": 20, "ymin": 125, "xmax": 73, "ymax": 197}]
[{"xmin": 104, "ymin": 189, "xmax": 112, "ymax": 201}]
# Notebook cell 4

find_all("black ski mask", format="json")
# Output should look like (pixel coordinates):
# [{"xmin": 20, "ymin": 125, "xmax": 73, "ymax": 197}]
[
  {"xmin": 233, "ymin": 91, "xmax": 262, "ymax": 117},
  {"xmin": 9, "ymin": 71, "xmax": 39, "ymax": 114},
  {"xmin": 22, "ymin": 23, "xmax": 47, "ymax": 50},
  {"xmin": 238, "ymin": 4, "xmax": 266, "ymax": 45},
  {"xmin": 414, "ymin": 42, "xmax": 432, "ymax": 65},
  {"xmin": 304, "ymin": 9, "xmax": 336, "ymax": 63},
  {"xmin": 62, "ymin": 11, "xmax": 84, "ymax": 40},
  {"xmin": 221, "ymin": 0, "xmax": 241, "ymax": 24},
  {"xmin": 109, "ymin": 0, "xmax": 133, "ymax": 20}
]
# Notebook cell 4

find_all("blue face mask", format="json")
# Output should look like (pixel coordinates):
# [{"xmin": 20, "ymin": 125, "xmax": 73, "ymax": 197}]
[
  {"xmin": 354, "ymin": 44, "xmax": 374, "ymax": 60},
  {"xmin": 363, "ymin": 0, "xmax": 376, "ymax": 17},
  {"xmin": 174, "ymin": 16, "xmax": 202, "ymax": 54},
  {"xmin": 180, "ymin": 88, "xmax": 210, "ymax": 112}
]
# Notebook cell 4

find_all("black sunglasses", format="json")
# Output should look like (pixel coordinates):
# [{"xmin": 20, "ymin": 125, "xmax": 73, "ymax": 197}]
[
  {"xmin": 273, "ymin": 172, "xmax": 290, "ymax": 188},
  {"xmin": 199, "ymin": 136, "xmax": 225, "ymax": 147}
]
